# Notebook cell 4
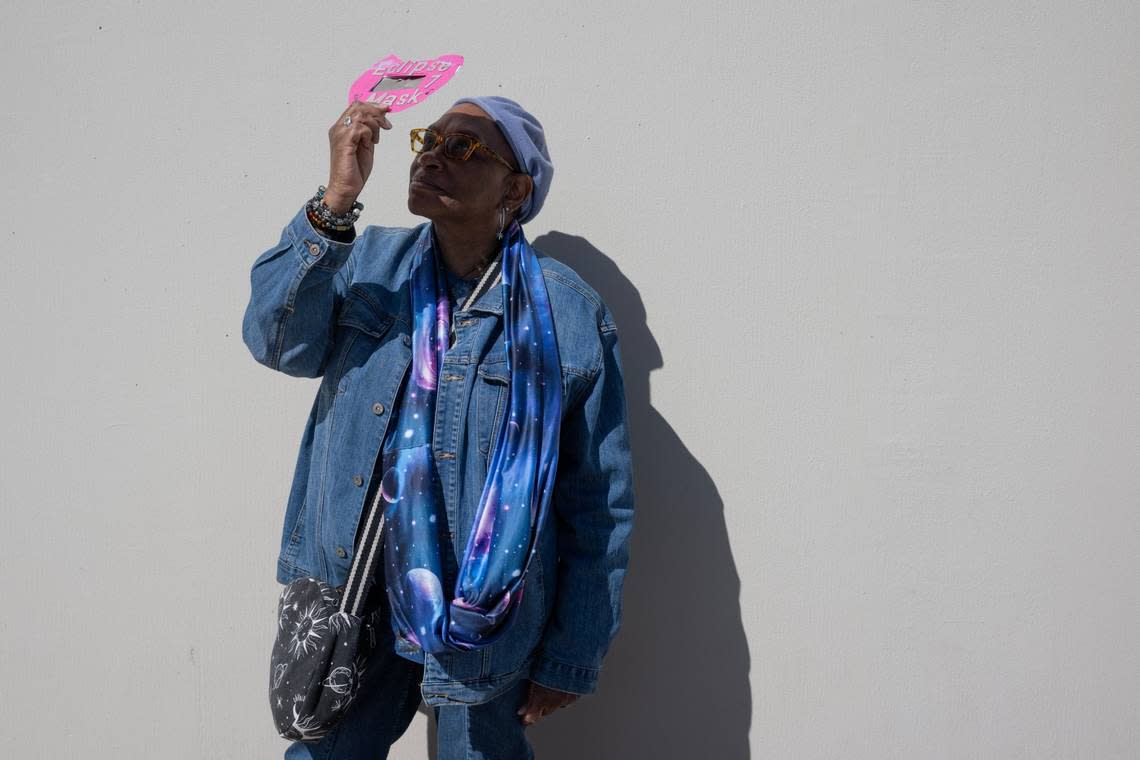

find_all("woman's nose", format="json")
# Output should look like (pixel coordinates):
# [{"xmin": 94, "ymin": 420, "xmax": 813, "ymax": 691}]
[{"xmin": 416, "ymin": 148, "xmax": 444, "ymax": 170}]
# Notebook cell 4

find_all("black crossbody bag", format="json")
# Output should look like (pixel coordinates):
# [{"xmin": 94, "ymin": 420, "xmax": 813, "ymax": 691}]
[{"xmin": 268, "ymin": 481, "xmax": 389, "ymax": 743}]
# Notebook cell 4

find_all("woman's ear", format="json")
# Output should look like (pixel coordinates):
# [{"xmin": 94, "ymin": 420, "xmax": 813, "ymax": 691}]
[{"xmin": 506, "ymin": 174, "xmax": 533, "ymax": 220}]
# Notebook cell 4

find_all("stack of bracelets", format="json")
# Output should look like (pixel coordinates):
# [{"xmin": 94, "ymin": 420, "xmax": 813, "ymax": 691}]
[{"xmin": 306, "ymin": 185, "xmax": 363, "ymax": 236}]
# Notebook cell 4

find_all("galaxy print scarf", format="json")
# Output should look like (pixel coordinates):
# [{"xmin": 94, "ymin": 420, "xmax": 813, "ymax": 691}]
[{"xmin": 373, "ymin": 217, "xmax": 562, "ymax": 653}]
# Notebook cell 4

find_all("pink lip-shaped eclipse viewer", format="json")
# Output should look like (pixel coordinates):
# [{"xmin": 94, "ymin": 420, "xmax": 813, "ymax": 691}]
[{"xmin": 348, "ymin": 54, "xmax": 464, "ymax": 113}]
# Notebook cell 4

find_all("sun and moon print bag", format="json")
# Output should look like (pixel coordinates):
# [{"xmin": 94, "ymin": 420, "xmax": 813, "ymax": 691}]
[{"xmin": 268, "ymin": 480, "xmax": 389, "ymax": 743}]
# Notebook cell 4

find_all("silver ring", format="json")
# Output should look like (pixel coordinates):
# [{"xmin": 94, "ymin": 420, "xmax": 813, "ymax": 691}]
[{"xmin": 343, "ymin": 116, "xmax": 352, "ymax": 126}]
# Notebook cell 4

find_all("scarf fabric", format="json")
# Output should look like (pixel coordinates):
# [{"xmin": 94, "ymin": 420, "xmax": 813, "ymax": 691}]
[{"xmin": 378, "ymin": 217, "xmax": 562, "ymax": 653}]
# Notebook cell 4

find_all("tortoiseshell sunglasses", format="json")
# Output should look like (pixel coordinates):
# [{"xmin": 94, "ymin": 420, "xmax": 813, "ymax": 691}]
[{"xmin": 410, "ymin": 128, "xmax": 520, "ymax": 172}]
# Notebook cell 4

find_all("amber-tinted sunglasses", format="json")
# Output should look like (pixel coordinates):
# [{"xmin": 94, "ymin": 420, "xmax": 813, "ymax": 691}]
[{"xmin": 410, "ymin": 128, "xmax": 521, "ymax": 172}]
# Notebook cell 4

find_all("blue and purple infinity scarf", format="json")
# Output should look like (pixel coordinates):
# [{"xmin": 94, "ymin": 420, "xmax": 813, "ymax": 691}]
[{"xmin": 378, "ymin": 217, "xmax": 562, "ymax": 653}]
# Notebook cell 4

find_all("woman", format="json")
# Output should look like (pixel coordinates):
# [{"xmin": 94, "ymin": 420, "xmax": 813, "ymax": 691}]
[{"xmin": 241, "ymin": 94, "xmax": 636, "ymax": 759}]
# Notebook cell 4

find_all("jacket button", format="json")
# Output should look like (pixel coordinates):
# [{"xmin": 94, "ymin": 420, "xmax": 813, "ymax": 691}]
[
  {"xmin": 402, "ymin": 334, "xmax": 411, "ymax": 346},
  {"xmin": 307, "ymin": 242, "xmax": 320, "ymax": 256},
  {"xmin": 372, "ymin": 402, "xmax": 385, "ymax": 415},
  {"xmin": 352, "ymin": 474, "xmax": 364, "ymax": 486},
  {"xmin": 336, "ymin": 546, "xmax": 348, "ymax": 559}
]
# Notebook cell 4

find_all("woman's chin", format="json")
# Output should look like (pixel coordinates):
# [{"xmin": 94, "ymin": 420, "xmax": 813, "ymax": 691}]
[
  {"xmin": 407, "ymin": 197, "xmax": 433, "ymax": 217},
  {"xmin": 408, "ymin": 195, "xmax": 449, "ymax": 220}
]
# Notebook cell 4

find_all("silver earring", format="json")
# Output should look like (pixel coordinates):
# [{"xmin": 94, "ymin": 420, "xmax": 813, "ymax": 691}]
[{"xmin": 496, "ymin": 206, "xmax": 508, "ymax": 241}]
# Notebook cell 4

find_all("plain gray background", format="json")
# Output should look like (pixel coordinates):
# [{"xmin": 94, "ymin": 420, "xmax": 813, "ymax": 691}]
[{"xmin": 2, "ymin": 1, "xmax": 1138, "ymax": 758}]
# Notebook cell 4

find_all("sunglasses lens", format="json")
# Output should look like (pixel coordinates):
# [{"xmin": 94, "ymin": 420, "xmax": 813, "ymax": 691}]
[
  {"xmin": 411, "ymin": 130, "xmax": 477, "ymax": 161},
  {"xmin": 443, "ymin": 134, "xmax": 474, "ymax": 160},
  {"xmin": 413, "ymin": 129, "xmax": 436, "ymax": 152}
]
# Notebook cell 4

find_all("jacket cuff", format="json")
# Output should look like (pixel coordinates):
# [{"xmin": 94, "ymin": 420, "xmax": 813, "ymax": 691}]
[
  {"xmin": 287, "ymin": 203, "xmax": 356, "ymax": 270},
  {"xmin": 528, "ymin": 653, "xmax": 601, "ymax": 696}
]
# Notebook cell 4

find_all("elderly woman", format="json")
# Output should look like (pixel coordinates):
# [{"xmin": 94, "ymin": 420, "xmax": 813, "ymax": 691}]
[{"xmin": 242, "ymin": 94, "xmax": 636, "ymax": 759}]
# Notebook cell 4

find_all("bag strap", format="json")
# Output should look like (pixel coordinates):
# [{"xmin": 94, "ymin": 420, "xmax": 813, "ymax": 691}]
[{"xmin": 340, "ymin": 478, "xmax": 387, "ymax": 617}]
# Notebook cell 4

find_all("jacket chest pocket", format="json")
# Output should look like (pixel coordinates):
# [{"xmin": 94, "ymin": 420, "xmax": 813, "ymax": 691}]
[
  {"xmin": 475, "ymin": 361, "xmax": 509, "ymax": 458},
  {"xmin": 323, "ymin": 289, "xmax": 396, "ymax": 397},
  {"xmin": 474, "ymin": 360, "xmax": 581, "ymax": 465}
]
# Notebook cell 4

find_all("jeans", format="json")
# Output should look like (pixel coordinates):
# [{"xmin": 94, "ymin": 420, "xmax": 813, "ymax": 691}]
[{"xmin": 283, "ymin": 583, "xmax": 535, "ymax": 760}]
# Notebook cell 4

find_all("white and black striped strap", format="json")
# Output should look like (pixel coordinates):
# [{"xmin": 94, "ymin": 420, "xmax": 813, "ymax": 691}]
[{"xmin": 340, "ymin": 477, "xmax": 387, "ymax": 617}]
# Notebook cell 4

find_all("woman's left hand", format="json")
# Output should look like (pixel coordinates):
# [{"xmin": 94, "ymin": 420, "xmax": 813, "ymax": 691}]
[{"xmin": 517, "ymin": 680, "xmax": 580, "ymax": 725}]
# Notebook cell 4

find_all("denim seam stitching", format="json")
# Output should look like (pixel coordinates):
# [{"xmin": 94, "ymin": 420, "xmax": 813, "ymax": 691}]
[
  {"xmin": 346, "ymin": 284, "xmax": 411, "ymax": 331},
  {"xmin": 422, "ymin": 654, "xmax": 536, "ymax": 688},
  {"xmin": 542, "ymin": 271, "xmax": 602, "ymax": 313},
  {"xmin": 536, "ymin": 653, "xmax": 601, "ymax": 673},
  {"xmin": 314, "ymin": 330, "xmax": 356, "ymax": 581}
]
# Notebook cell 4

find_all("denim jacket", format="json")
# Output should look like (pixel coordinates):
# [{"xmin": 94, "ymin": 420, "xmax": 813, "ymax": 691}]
[{"xmin": 241, "ymin": 204, "xmax": 635, "ymax": 705}]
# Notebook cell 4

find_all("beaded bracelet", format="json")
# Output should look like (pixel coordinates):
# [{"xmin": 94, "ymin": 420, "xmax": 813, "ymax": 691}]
[
  {"xmin": 306, "ymin": 209, "xmax": 356, "ymax": 242},
  {"xmin": 306, "ymin": 185, "xmax": 362, "ymax": 233},
  {"xmin": 306, "ymin": 205, "xmax": 352, "ymax": 234}
]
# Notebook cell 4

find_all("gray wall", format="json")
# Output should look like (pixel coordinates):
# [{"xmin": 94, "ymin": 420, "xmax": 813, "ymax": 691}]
[{"xmin": 2, "ymin": 1, "xmax": 1137, "ymax": 758}]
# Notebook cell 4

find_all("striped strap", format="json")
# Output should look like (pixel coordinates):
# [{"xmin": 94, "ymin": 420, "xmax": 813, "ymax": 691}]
[{"xmin": 340, "ymin": 477, "xmax": 387, "ymax": 617}]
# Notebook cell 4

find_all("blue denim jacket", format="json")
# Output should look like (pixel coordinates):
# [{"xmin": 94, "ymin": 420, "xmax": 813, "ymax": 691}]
[{"xmin": 242, "ymin": 204, "xmax": 635, "ymax": 705}]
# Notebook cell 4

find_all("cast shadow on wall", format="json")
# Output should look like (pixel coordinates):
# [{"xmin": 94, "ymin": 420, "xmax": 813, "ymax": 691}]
[{"xmin": 419, "ymin": 230, "xmax": 752, "ymax": 760}]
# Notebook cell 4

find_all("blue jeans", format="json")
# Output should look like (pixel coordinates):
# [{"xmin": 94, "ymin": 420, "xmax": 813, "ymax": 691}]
[{"xmin": 283, "ymin": 601, "xmax": 535, "ymax": 759}]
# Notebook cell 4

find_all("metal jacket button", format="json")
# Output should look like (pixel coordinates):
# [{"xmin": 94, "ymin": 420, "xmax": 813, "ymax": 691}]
[
  {"xmin": 336, "ymin": 546, "xmax": 348, "ymax": 559},
  {"xmin": 307, "ymin": 242, "xmax": 320, "ymax": 256},
  {"xmin": 372, "ymin": 402, "xmax": 385, "ymax": 415},
  {"xmin": 402, "ymin": 334, "xmax": 411, "ymax": 346},
  {"xmin": 352, "ymin": 474, "xmax": 364, "ymax": 486}
]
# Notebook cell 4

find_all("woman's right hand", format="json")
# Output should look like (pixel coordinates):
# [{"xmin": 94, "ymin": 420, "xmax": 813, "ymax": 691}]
[{"xmin": 325, "ymin": 100, "xmax": 394, "ymax": 213}]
